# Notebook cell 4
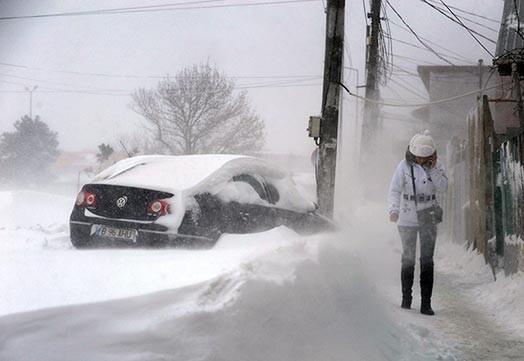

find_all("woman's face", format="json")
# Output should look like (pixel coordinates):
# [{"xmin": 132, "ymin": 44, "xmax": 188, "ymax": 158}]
[{"xmin": 415, "ymin": 156, "xmax": 430, "ymax": 165}]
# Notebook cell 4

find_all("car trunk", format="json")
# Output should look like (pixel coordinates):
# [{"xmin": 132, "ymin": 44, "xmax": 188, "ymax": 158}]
[{"xmin": 82, "ymin": 184, "xmax": 173, "ymax": 221}]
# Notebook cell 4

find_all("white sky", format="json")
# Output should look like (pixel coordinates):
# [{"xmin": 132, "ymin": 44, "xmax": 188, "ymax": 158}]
[{"xmin": 0, "ymin": 0, "xmax": 503, "ymax": 154}]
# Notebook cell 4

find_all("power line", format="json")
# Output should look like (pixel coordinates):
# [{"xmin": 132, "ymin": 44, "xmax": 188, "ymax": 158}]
[
  {"xmin": 379, "ymin": 4, "xmax": 394, "ymax": 85},
  {"xmin": 438, "ymin": 0, "xmax": 495, "ymax": 57},
  {"xmin": 389, "ymin": 20, "xmax": 476, "ymax": 63},
  {"xmin": 0, "ymin": 72, "xmax": 131, "ymax": 92},
  {"xmin": 340, "ymin": 81, "xmax": 501, "ymax": 107},
  {"xmin": 452, "ymin": 12, "xmax": 499, "ymax": 34},
  {"xmin": 421, "ymin": 1, "xmax": 499, "ymax": 33},
  {"xmin": 391, "ymin": 72, "xmax": 421, "ymax": 78},
  {"xmin": 424, "ymin": 0, "xmax": 500, "ymax": 24},
  {"xmin": 385, "ymin": 0, "xmax": 459, "ymax": 67},
  {"xmin": 419, "ymin": 0, "xmax": 496, "ymax": 45},
  {"xmin": 0, "ymin": 0, "xmax": 226, "ymax": 21},
  {"xmin": 391, "ymin": 64, "xmax": 419, "ymax": 77},
  {"xmin": 0, "ymin": 0, "xmax": 320, "ymax": 21},
  {"xmin": 0, "ymin": 78, "xmax": 323, "ymax": 96},
  {"xmin": 393, "ymin": 54, "xmax": 442, "ymax": 66},
  {"xmin": 386, "ymin": 35, "xmax": 475, "ymax": 63},
  {"xmin": 383, "ymin": 83, "xmax": 408, "ymax": 102},
  {"xmin": 513, "ymin": 0, "xmax": 524, "ymax": 40},
  {"xmin": 388, "ymin": 77, "xmax": 427, "ymax": 99},
  {"xmin": 0, "ymin": 61, "xmax": 320, "ymax": 80}
]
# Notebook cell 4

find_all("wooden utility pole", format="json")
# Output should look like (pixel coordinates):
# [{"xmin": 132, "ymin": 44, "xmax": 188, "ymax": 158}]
[
  {"xmin": 317, "ymin": 0, "xmax": 345, "ymax": 218},
  {"xmin": 361, "ymin": 0, "xmax": 382, "ymax": 161}
]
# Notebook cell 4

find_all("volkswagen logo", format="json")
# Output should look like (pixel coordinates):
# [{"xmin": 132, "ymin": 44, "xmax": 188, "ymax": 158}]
[{"xmin": 116, "ymin": 196, "xmax": 128, "ymax": 208}]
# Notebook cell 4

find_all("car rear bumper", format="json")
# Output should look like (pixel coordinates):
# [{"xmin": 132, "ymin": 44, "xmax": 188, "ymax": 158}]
[{"xmin": 70, "ymin": 218, "xmax": 220, "ymax": 248}]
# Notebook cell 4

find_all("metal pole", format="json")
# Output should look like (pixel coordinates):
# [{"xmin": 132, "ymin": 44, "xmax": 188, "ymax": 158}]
[
  {"xmin": 25, "ymin": 85, "xmax": 38, "ymax": 118},
  {"xmin": 478, "ymin": 59, "xmax": 484, "ymax": 90}
]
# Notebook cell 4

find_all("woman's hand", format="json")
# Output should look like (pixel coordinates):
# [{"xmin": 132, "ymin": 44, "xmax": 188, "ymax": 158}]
[
  {"xmin": 390, "ymin": 212, "xmax": 399, "ymax": 222},
  {"xmin": 426, "ymin": 154, "xmax": 437, "ymax": 169}
]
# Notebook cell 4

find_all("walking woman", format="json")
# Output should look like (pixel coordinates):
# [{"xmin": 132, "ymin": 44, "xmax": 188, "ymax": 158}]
[{"xmin": 387, "ymin": 131, "xmax": 448, "ymax": 316}]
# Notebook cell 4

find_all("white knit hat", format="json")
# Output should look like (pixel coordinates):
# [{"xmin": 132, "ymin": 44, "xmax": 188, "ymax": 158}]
[{"xmin": 409, "ymin": 130, "xmax": 435, "ymax": 157}]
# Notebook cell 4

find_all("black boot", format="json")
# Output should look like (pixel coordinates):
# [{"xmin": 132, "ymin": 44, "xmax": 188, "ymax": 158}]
[
  {"xmin": 401, "ymin": 264, "xmax": 414, "ymax": 309},
  {"xmin": 420, "ymin": 262, "xmax": 434, "ymax": 316},
  {"xmin": 420, "ymin": 301, "xmax": 434, "ymax": 316}
]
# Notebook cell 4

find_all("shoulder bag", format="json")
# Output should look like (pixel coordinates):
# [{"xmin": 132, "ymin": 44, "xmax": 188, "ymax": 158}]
[{"xmin": 410, "ymin": 163, "xmax": 443, "ymax": 226}]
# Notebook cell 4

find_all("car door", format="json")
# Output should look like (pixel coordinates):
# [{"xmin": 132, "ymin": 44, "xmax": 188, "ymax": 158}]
[{"xmin": 221, "ymin": 174, "xmax": 277, "ymax": 234}]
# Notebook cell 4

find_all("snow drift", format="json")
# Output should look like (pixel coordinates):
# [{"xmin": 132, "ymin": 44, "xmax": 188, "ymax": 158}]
[{"xmin": 0, "ymin": 235, "xmax": 423, "ymax": 361}]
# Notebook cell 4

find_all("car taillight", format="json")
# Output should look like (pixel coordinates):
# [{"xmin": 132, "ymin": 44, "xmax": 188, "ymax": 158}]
[
  {"xmin": 86, "ymin": 192, "xmax": 96, "ymax": 206},
  {"xmin": 75, "ymin": 191, "xmax": 85, "ymax": 206},
  {"xmin": 147, "ymin": 200, "xmax": 168, "ymax": 216},
  {"xmin": 75, "ymin": 191, "xmax": 96, "ymax": 207}
]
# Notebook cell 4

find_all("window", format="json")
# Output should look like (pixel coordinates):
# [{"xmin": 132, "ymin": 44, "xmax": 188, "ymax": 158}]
[
  {"xmin": 264, "ymin": 182, "xmax": 280, "ymax": 204},
  {"xmin": 232, "ymin": 174, "xmax": 269, "ymax": 202}
]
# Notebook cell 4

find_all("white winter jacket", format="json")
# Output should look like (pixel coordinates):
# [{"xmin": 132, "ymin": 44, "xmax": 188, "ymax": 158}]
[{"xmin": 387, "ymin": 159, "xmax": 448, "ymax": 227}]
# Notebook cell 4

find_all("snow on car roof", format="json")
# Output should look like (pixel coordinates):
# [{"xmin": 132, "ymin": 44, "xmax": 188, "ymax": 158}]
[{"xmin": 91, "ymin": 154, "xmax": 284, "ymax": 193}]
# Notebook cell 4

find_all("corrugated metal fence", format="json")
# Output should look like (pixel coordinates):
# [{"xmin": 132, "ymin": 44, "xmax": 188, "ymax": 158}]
[{"xmin": 446, "ymin": 95, "xmax": 524, "ymax": 274}]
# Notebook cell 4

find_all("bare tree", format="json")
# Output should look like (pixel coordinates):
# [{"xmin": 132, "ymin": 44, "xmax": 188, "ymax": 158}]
[{"xmin": 131, "ymin": 64, "xmax": 265, "ymax": 155}]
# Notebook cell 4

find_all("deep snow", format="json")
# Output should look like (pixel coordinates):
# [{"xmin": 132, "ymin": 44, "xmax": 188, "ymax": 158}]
[{"xmin": 2, "ymin": 189, "xmax": 524, "ymax": 360}]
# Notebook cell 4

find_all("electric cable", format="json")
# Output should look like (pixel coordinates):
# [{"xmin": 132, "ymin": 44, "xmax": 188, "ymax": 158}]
[
  {"xmin": 389, "ymin": 20, "xmax": 477, "ymax": 63},
  {"xmin": 421, "ymin": 1, "xmax": 499, "ymax": 33},
  {"xmin": 424, "ymin": 0, "xmax": 499, "ymax": 23},
  {"xmin": 453, "ymin": 13, "xmax": 499, "ymax": 34},
  {"xmin": 379, "ymin": 4, "xmax": 394, "ymax": 85},
  {"xmin": 383, "ymin": 84, "xmax": 408, "ymax": 102},
  {"xmin": 0, "ymin": 60, "xmax": 320, "ymax": 80},
  {"xmin": 0, "ymin": 0, "xmax": 227, "ymax": 20},
  {"xmin": 0, "ymin": 0, "xmax": 320, "ymax": 21},
  {"xmin": 419, "ymin": 0, "xmax": 496, "ymax": 44},
  {"xmin": 385, "ymin": 0, "xmax": 459, "ymax": 67},
  {"xmin": 393, "ymin": 54, "xmax": 442, "ymax": 66},
  {"xmin": 513, "ymin": 0, "xmax": 524, "ymax": 40},
  {"xmin": 391, "ymin": 64, "xmax": 419, "ymax": 77},
  {"xmin": 388, "ymin": 77, "xmax": 428, "ymax": 100},
  {"xmin": 0, "ymin": 77, "xmax": 323, "ymax": 96},
  {"xmin": 339, "ymin": 81, "xmax": 502, "ymax": 107},
  {"xmin": 386, "ymin": 35, "xmax": 475, "ymax": 63},
  {"xmin": 438, "ymin": 0, "xmax": 495, "ymax": 57}
]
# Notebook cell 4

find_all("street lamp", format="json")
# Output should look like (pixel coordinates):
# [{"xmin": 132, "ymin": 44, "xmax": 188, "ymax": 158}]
[{"xmin": 25, "ymin": 85, "xmax": 38, "ymax": 118}]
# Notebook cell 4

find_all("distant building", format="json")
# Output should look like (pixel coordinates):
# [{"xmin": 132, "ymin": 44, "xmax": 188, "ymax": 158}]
[{"xmin": 414, "ymin": 65, "xmax": 500, "ymax": 145}]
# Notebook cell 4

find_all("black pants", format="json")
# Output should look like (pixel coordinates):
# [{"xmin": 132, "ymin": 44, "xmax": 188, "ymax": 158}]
[{"xmin": 398, "ymin": 225, "xmax": 437, "ymax": 305}]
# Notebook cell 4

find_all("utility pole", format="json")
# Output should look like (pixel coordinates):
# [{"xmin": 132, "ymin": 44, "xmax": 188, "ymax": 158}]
[
  {"xmin": 25, "ymin": 85, "xmax": 38, "ymax": 118},
  {"xmin": 361, "ymin": 0, "xmax": 382, "ymax": 163},
  {"xmin": 316, "ymin": 0, "xmax": 345, "ymax": 218},
  {"xmin": 478, "ymin": 59, "xmax": 484, "ymax": 91}
]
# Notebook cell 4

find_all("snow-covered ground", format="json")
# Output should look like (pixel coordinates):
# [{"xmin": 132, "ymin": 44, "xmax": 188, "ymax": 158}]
[{"xmin": 1, "ymin": 188, "xmax": 524, "ymax": 360}]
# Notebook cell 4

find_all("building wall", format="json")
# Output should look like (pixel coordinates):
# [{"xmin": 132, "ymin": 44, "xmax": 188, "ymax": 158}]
[{"xmin": 426, "ymin": 69, "xmax": 497, "ymax": 146}]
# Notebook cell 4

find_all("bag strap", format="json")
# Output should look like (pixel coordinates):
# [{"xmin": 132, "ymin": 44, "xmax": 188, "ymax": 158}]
[{"xmin": 410, "ymin": 163, "xmax": 418, "ymax": 207}]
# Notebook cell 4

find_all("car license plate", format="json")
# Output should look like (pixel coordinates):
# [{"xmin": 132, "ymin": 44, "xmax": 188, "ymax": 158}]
[{"xmin": 90, "ymin": 224, "xmax": 138, "ymax": 242}]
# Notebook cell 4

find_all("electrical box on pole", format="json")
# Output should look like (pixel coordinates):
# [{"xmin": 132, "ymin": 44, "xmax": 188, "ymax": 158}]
[
  {"xmin": 315, "ymin": 0, "xmax": 345, "ymax": 219},
  {"xmin": 307, "ymin": 116, "xmax": 322, "ymax": 139}
]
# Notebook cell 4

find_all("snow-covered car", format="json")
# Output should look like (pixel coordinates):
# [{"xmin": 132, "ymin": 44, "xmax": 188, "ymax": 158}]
[{"xmin": 70, "ymin": 155, "xmax": 332, "ymax": 248}]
